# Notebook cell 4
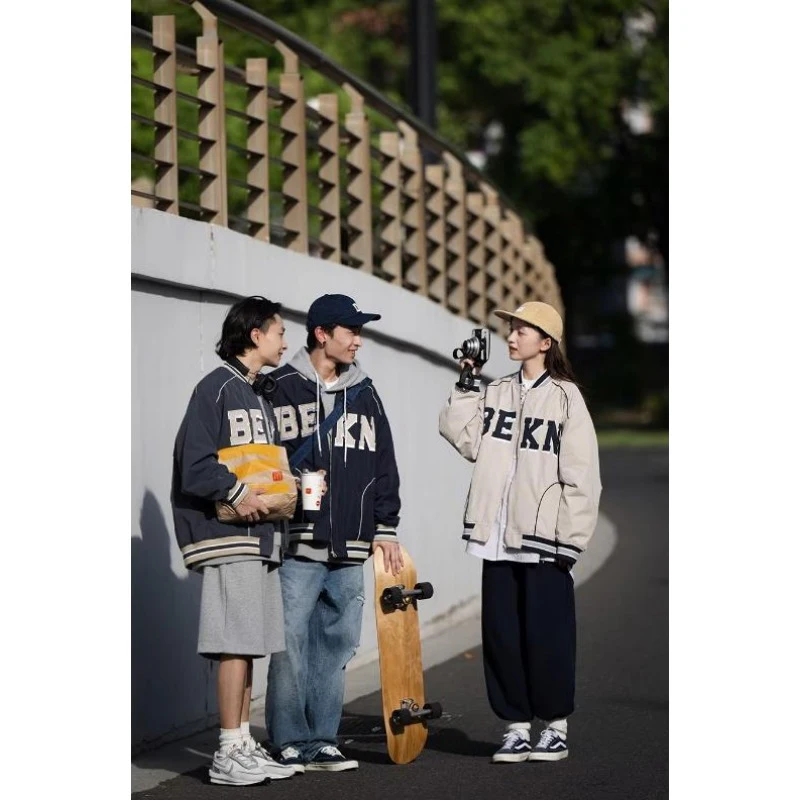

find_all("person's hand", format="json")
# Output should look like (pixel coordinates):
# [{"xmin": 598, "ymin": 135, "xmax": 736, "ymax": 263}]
[
  {"xmin": 374, "ymin": 542, "xmax": 404, "ymax": 576},
  {"xmin": 459, "ymin": 357, "xmax": 482, "ymax": 376},
  {"xmin": 256, "ymin": 492, "xmax": 290, "ymax": 514},
  {"xmin": 234, "ymin": 490, "xmax": 266, "ymax": 523}
]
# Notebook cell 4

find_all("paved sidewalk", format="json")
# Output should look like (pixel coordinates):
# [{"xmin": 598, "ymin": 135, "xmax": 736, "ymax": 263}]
[
  {"xmin": 133, "ymin": 448, "xmax": 667, "ymax": 800},
  {"xmin": 132, "ymin": 509, "xmax": 617, "ymax": 793}
]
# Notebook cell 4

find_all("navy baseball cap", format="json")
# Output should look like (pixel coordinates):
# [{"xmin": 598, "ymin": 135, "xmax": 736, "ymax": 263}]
[{"xmin": 306, "ymin": 294, "xmax": 382, "ymax": 330}]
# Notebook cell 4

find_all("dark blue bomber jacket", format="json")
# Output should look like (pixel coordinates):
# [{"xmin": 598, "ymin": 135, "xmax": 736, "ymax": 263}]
[{"xmin": 263, "ymin": 354, "xmax": 401, "ymax": 562}]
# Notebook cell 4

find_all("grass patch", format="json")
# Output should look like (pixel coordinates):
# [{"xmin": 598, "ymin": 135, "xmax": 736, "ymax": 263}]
[{"xmin": 596, "ymin": 428, "xmax": 669, "ymax": 448}]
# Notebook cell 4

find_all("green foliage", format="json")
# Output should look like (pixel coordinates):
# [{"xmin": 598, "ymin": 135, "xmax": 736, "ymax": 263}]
[
  {"xmin": 130, "ymin": 0, "xmax": 668, "ymax": 317},
  {"xmin": 596, "ymin": 428, "xmax": 668, "ymax": 448}
]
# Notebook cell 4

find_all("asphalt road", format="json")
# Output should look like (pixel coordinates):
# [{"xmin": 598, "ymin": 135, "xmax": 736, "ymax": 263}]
[{"xmin": 133, "ymin": 446, "xmax": 668, "ymax": 800}]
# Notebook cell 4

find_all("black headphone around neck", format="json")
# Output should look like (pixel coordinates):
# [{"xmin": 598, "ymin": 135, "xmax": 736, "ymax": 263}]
[{"xmin": 252, "ymin": 373, "xmax": 276, "ymax": 396}]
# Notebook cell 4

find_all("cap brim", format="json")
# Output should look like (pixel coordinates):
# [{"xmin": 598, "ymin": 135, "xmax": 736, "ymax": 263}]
[
  {"xmin": 349, "ymin": 312, "xmax": 381, "ymax": 325},
  {"xmin": 330, "ymin": 312, "xmax": 382, "ymax": 327}
]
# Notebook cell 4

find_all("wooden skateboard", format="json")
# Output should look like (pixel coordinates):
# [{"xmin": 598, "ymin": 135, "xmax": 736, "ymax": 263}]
[{"xmin": 373, "ymin": 544, "xmax": 443, "ymax": 764}]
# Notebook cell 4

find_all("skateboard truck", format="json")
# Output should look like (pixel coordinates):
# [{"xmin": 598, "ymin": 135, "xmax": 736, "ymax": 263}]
[
  {"xmin": 390, "ymin": 698, "xmax": 444, "ymax": 728},
  {"xmin": 381, "ymin": 582, "xmax": 434, "ymax": 610}
]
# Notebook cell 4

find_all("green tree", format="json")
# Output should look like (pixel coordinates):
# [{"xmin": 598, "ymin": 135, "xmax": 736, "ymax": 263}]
[{"xmin": 131, "ymin": 0, "xmax": 668, "ymax": 355}]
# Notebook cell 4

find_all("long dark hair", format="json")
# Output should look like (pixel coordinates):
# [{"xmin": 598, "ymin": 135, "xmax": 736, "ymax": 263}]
[
  {"xmin": 216, "ymin": 296, "xmax": 282, "ymax": 360},
  {"xmin": 534, "ymin": 326, "xmax": 579, "ymax": 384}
]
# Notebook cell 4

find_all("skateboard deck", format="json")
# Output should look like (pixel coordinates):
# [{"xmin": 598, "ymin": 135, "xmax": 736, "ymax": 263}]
[{"xmin": 373, "ymin": 544, "xmax": 441, "ymax": 764}]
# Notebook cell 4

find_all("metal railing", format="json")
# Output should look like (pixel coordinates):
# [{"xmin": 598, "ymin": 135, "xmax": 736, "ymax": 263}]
[{"xmin": 131, "ymin": 0, "xmax": 563, "ymax": 328}]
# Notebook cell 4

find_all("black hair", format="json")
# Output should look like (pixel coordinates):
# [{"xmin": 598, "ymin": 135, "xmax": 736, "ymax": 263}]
[
  {"xmin": 533, "ymin": 326, "xmax": 580, "ymax": 384},
  {"xmin": 216, "ymin": 296, "xmax": 282, "ymax": 360},
  {"xmin": 305, "ymin": 324, "xmax": 336, "ymax": 352}
]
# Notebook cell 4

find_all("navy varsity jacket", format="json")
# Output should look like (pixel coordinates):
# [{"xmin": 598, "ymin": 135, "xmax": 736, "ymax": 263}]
[
  {"xmin": 264, "ymin": 352, "xmax": 401, "ymax": 561},
  {"xmin": 171, "ymin": 359, "xmax": 283, "ymax": 570}
]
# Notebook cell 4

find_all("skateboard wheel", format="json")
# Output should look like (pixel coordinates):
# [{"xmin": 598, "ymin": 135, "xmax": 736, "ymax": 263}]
[
  {"xmin": 424, "ymin": 701, "xmax": 443, "ymax": 720},
  {"xmin": 392, "ymin": 708, "xmax": 413, "ymax": 727},
  {"xmin": 382, "ymin": 586, "xmax": 404, "ymax": 606},
  {"xmin": 415, "ymin": 582, "xmax": 434, "ymax": 600}
]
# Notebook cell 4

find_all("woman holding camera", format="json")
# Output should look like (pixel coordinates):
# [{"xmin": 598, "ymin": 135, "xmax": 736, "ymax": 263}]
[{"xmin": 439, "ymin": 301, "xmax": 601, "ymax": 765}]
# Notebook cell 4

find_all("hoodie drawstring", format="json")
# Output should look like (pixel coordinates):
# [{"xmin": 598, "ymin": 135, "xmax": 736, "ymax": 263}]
[
  {"xmin": 343, "ymin": 383, "xmax": 348, "ymax": 466},
  {"xmin": 313, "ymin": 367, "xmax": 350, "ymax": 467},
  {"xmin": 315, "ymin": 374, "xmax": 323, "ymax": 456}
]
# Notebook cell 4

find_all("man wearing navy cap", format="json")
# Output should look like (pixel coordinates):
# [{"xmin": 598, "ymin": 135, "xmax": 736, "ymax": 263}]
[{"xmin": 261, "ymin": 294, "xmax": 403, "ymax": 773}]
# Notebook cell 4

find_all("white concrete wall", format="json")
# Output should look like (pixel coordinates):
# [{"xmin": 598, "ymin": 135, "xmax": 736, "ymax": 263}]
[{"xmin": 131, "ymin": 208, "xmax": 513, "ymax": 751}]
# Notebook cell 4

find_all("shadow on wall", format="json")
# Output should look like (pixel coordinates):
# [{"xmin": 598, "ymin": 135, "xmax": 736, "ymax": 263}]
[{"xmin": 132, "ymin": 490, "xmax": 212, "ymax": 752}]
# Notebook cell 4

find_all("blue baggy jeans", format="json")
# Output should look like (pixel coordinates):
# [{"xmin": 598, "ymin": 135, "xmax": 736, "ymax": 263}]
[{"xmin": 265, "ymin": 557, "xmax": 365, "ymax": 759}]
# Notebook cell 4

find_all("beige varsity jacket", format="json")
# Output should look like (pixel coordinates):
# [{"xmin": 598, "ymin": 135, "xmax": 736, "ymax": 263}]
[{"xmin": 438, "ymin": 371, "xmax": 602, "ymax": 564}]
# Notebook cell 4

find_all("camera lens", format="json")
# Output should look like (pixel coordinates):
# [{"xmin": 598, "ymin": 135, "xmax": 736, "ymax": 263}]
[{"xmin": 462, "ymin": 337, "xmax": 479, "ymax": 359}]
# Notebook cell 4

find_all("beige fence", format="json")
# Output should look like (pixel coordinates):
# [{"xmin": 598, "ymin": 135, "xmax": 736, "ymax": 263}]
[{"xmin": 131, "ymin": 0, "xmax": 563, "ymax": 330}]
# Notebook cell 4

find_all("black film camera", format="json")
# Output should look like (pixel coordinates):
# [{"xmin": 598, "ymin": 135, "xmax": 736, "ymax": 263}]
[{"xmin": 452, "ymin": 328, "xmax": 491, "ymax": 391}]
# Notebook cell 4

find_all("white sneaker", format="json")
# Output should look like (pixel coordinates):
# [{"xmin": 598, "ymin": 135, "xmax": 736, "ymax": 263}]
[
  {"xmin": 529, "ymin": 726, "xmax": 569, "ymax": 761},
  {"xmin": 209, "ymin": 744, "xmax": 267, "ymax": 785},
  {"xmin": 242, "ymin": 737, "xmax": 295, "ymax": 780}
]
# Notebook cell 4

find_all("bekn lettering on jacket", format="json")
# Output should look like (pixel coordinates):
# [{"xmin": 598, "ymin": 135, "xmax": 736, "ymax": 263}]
[
  {"xmin": 483, "ymin": 406, "xmax": 563, "ymax": 454},
  {"xmin": 275, "ymin": 403, "xmax": 377, "ymax": 452}
]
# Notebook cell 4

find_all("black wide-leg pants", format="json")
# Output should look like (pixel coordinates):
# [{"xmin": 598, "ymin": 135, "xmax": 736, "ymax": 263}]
[{"xmin": 481, "ymin": 560, "xmax": 576, "ymax": 722}]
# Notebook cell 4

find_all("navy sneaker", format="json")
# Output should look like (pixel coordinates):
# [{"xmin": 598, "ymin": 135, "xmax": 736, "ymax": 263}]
[
  {"xmin": 492, "ymin": 727, "xmax": 532, "ymax": 763},
  {"xmin": 529, "ymin": 727, "xmax": 569, "ymax": 761},
  {"xmin": 305, "ymin": 745, "xmax": 358, "ymax": 772},
  {"xmin": 275, "ymin": 746, "xmax": 306, "ymax": 774}
]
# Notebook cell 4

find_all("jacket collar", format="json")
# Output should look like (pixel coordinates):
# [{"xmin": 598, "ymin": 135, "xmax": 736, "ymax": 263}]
[
  {"xmin": 224, "ymin": 357, "xmax": 250, "ymax": 378},
  {"xmin": 517, "ymin": 370, "xmax": 551, "ymax": 389},
  {"xmin": 222, "ymin": 358, "xmax": 274, "ymax": 394}
]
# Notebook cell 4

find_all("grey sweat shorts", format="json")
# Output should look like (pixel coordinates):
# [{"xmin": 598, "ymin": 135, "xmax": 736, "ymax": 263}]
[{"xmin": 197, "ymin": 560, "xmax": 285, "ymax": 659}]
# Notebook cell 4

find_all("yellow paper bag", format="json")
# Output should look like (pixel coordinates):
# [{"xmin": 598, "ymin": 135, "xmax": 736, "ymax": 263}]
[{"xmin": 215, "ymin": 443, "xmax": 297, "ymax": 523}]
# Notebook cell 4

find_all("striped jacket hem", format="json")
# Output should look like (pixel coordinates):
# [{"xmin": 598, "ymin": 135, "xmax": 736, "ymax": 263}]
[
  {"xmin": 461, "ymin": 529, "xmax": 582, "ymax": 563},
  {"xmin": 287, "ymin": 524, "xmax": 375, "ymax": 561},
  {"xmin": 180, "ymin": 535, "xmax": 265, "ymax": 569}
]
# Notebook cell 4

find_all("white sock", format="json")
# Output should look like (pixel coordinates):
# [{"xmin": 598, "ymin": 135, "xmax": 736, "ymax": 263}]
[
  {"xmin": 506, "ymin": 721, "xmax": 531, "ymax": 738},
  {"xmin": 240, "ymin": 721, "xmax": 251, "ymax": 741},
  {"xmin": 547, "ymin": 718, "xmax": 568, "ymax": 737},
  {"xmin": 220, "ymin": 727, "xmax": 243, "ymax": 751}
]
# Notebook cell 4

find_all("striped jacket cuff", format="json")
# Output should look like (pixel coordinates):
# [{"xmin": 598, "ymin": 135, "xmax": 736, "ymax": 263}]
[
  {"xmin": 226, "ymin": 481, "xmax": 249, "ymax": 508},
  {"xmin": 373, "ymin": 525, "xmax": 398, "ymax": 542}
]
